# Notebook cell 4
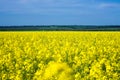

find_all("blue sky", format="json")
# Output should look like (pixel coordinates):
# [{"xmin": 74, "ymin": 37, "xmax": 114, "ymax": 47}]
[{"xmin": 0, "ymin": 0, "xmax": 120, "ymax": 25}]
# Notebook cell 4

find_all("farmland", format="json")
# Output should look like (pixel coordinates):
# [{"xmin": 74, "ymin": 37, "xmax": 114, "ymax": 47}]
[{"xmin": 0, "ymin": 32, "xmax": 120, "ymax": 80}]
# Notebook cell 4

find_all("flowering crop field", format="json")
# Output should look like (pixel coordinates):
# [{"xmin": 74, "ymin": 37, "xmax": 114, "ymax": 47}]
[{"xmin": 0, "ymin": 31, "xmax": 120, "ymax": 80}]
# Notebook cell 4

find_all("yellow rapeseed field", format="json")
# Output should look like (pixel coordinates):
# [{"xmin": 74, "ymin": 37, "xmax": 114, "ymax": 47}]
[{"xmin": 0, "ymin": 31, "xmax": 120, "ymax": 80}]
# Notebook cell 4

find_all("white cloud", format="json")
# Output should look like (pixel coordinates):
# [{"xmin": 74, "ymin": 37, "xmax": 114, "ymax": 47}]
[
  {"xmin": 0, "ymin": 0, "xmax": 120, "ymax": 15},
  {"xmin": 98, "ymin": 3, "xmax": 120, "ymax": 9},
  {"xmin": 19, "ymin": 0, "xmax": 39, "ymax": 4}
]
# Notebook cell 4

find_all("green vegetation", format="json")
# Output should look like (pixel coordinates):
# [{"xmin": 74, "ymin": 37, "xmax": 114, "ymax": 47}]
[{"xmin": 0, "ymin": 25, "xmax": 120, "ymax": 31}]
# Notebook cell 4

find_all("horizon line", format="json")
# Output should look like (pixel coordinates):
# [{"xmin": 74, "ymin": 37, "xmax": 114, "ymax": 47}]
[{"xmin": 0, "ymin": 25, "xmax": 120, "ymax": 26}]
